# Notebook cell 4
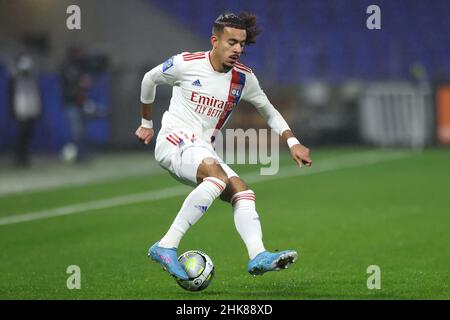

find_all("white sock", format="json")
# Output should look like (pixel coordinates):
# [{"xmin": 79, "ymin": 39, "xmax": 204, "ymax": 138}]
[
  {"xmin": 232, "ymin": 190, "xmax": 266, "ymax": 259},
  {"xmin": 159, "ymin": 177, "xmax": 226, "ymax": 248}
]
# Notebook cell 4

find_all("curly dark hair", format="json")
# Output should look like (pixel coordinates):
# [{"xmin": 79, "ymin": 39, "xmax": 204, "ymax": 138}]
[{"xmin": 212, "ymin": 12, "xmax": 262, "ymax": 45}]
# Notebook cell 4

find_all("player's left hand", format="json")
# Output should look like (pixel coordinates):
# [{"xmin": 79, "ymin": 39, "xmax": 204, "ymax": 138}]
[{"xmin": 290, "ymin": 144, "xmax": 312, "ymax": 168}]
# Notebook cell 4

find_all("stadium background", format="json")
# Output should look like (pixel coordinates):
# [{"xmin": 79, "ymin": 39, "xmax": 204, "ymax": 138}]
[{"xmin": 0, "ymin": 0, "xmax": 449, "ymax": 299}]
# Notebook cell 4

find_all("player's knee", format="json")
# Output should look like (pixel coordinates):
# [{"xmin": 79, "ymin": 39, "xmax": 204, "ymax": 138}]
[
  {"xmin": 197, "ymin": 161, "xmax": 228, "ymax": 186},
  {"xmin": 214, "ymin": 172, "xmax": 229, "ymax": 186},
  {"xmin": 220, "ymin": 177, "xmax": 249, "ymax": 203},
  {"xmin": 229, "ymin": 177, "xmax": 248, "ymax": 193},
  {"xmin": 208, "ymin": 164, "xmax": 228, "ymax": 185}
]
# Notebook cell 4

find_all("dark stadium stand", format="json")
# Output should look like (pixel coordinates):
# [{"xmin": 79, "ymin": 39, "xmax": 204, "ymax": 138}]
[
  {"xmin": 1, "ymin": 0, "xmax": 449, "ymax": 152},
  {"xmin": 149, "ymin": 0, "xmax": 450, "ymax": 82}
]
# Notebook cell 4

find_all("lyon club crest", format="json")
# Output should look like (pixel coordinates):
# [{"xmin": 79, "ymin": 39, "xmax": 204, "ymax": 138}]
[{"xmin": 230, "ymin": 83, "xmax": 243, "ymax": 99}]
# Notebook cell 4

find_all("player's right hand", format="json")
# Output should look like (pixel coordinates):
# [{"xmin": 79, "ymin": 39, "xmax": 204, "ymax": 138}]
[{"xmin": 135, "ymin": 126, "xmax": 154, "ymax": 145}]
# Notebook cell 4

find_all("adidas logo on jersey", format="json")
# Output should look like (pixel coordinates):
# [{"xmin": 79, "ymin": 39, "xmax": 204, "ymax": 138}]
[{"xmin": 192, "ymin": 79, "xmax": 202, "ymax": 87}]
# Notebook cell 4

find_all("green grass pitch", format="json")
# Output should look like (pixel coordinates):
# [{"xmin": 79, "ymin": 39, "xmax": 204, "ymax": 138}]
[{"xmin": 0, "ymin": 148, "xmax": 449, "ymax": 299}]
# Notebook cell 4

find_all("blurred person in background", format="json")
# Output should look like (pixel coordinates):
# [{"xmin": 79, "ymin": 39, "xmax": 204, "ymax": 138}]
[
  {"xmin": 60, "ymin": 46, "xmax": 93, "ymax": 163},
  {"xmin": 10, "ymin": 54, "xmax": 42, "ymax": 167}
]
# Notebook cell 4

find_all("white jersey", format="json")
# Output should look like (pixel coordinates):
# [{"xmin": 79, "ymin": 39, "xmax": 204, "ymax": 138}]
[{"xmin": 141, "ymin": 51, "xmax": 290, "ymax": 143}]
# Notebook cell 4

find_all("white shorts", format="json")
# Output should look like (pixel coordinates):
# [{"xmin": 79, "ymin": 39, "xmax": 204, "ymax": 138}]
[{"xmin": 155, "ymin": 128, "xmax": 238, "ymax": 187}]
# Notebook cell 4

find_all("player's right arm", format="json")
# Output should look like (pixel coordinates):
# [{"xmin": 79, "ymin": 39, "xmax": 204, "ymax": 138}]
[
  {"xmin": 135, "ymin": 102, "xmax": 154, "ymax": 144},
  {"xmin": 135, "ymin": 54, "xmax": 183, "ymax": 144}
]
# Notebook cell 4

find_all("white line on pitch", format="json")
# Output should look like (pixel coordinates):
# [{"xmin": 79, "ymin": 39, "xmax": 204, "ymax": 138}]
[{"xmin": 0, "ymin": 151, "xmax": 409, "ymax": 227}]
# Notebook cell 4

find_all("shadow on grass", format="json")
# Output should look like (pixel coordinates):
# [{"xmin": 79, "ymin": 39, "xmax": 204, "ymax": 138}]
[{"xmin": 171, "ymin": 280, "xmax": 411, "ymax": 300}]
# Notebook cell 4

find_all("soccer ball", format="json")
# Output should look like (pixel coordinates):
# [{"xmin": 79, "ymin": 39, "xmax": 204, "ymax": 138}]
[{"xmin": 176, "ymin": 250, "xmax": 215, "ymax": 291}]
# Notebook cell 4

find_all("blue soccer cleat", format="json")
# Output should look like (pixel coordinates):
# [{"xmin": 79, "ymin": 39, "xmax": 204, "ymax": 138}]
[
  {"xmin": 247, "ymin": 250, "xmax": 299, "ymax": 276},
  {"xmin": 148, "ymin": 242, "xmax": 189, "ymax": 280}
]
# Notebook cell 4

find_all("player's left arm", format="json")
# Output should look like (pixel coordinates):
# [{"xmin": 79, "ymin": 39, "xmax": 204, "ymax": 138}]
[
  {"xmin": 281, "ymin": 129, "xmax": 312, "ymax": 167},
  {"xmin": 242, "ymin": 72, "xmax": 312, "ymax": 168}
]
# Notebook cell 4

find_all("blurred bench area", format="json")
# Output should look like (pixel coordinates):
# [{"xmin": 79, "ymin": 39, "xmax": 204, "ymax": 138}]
[
  {"xmin": 0, "ymin": 0, "xmax": 449, "ymax": 169},
  {"xmin": 0, "ymin": 58, "xmax": 110, "ymax": 153}
]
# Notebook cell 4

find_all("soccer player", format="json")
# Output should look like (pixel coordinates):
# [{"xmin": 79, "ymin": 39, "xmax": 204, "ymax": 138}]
[{"xmin": 136, "ymin": 12, "xmax": 312, "ymax": 280}]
